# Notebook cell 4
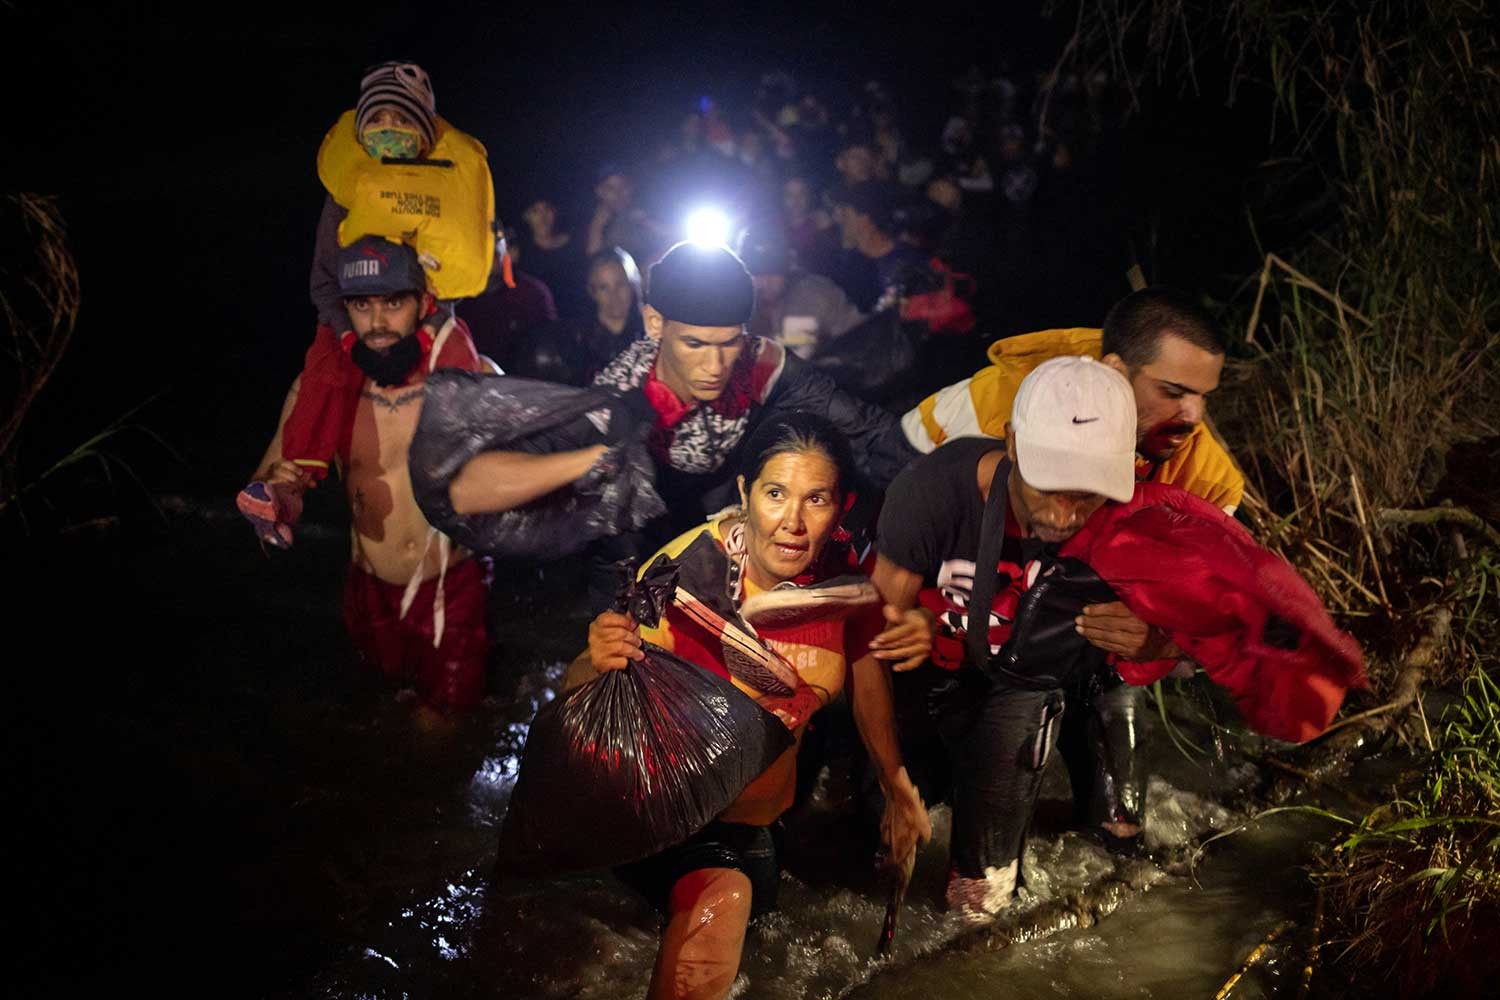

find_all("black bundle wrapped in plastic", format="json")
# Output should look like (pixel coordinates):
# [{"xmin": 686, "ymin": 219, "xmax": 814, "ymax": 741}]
[
  {"xmin": 494, "ymin": 559, "xmax": 796, "ymax": 879},
  {"xmin": 408, "ymin": 371, "xmax": 665, "ymax": 559},
  {"xmin": 810, "ymin": 309, "xmax": 924, "ymax": 402}
]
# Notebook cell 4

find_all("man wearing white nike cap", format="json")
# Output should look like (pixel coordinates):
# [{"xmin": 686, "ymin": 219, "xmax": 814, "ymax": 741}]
[
  {"xmin": 871, "ymin": 355, "xmax": 1178, "ymax": 921},
  {"xmin": 1009, "ymin": 354, "xmax": 1139, "ymax": 517}
]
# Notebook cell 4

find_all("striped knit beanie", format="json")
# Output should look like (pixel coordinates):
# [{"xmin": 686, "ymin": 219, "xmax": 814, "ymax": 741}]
[{"xmin": 355, "ymin": 62, "xmax": 437, "ymax": 151}]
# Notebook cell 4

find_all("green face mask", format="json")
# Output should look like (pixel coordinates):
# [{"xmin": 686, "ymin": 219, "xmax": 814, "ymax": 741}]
[{"xmin": 361, "ymin": 125, "xmax": 423, "ymax": 160}]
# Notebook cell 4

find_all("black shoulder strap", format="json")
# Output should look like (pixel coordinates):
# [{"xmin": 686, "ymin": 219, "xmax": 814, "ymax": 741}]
[{"xmin": 965, "ymin": 454, "xmax": 1012, "ymax": 672}]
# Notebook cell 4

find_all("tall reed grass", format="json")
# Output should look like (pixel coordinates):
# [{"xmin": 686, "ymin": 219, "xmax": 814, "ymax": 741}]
[
  {"xmin": 1046, "ymin": 1, "xmax": 1499, "ymax": 990},
  {"xmin": 1, "ymin": 194, "xmax": 79, "ymax": 509},
  {"xmin": 2, "ymin": 195, "xmax": 168, "ymax": 528},
  {"xmin": 1047, "ymin": 2, "xmax": 1498, "ymax": 669}
]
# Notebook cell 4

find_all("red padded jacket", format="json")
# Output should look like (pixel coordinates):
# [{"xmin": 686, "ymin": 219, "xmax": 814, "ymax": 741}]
[{"xmin": 1059, "ymin": 483, "xmax": 1367, "ymax": 743}]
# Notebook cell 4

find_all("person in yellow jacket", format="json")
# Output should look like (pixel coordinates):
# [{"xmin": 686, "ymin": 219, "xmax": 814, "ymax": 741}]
[
  {"xmin": 893, "ymin": 286, "xmax": 1239, "ymax": 855},
  {"xmin": 901, "ymin": 286, "xmax": 1243, "ymax": 514}
]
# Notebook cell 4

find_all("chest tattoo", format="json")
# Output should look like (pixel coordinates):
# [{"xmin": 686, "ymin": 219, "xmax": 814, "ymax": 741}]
[{"xmin": 361, "ymin": 387, "xmax": 425, "ymax": 411}]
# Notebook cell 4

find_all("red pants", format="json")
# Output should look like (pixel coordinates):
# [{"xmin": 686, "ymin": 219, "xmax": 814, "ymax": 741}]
[{"xmin": 342, "ymin": 557, "xmax": 489, "ymax": 711}]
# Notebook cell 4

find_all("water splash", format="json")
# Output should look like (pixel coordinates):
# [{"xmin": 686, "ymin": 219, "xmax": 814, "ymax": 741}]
[
  {"xmin": 1142, "ymin": 777, "xmax": 1233, "ymax": 851},
  {"xmin": 464, "ymin": 661, "xmax": 566, "ymax": 826},
  {"xmin": 302, "ymin": 662, "xmax": 1310, "ymax": 999}
]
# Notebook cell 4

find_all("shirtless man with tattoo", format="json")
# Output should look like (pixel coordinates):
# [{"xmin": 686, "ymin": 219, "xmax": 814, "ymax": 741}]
[{"xmin": 247, "ymin": 236, "xmax": 490, "ymax": 715}]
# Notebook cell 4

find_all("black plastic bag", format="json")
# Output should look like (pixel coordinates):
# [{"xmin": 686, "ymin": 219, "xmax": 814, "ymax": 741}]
[
  {"xmin": 409, "ymin": 371, "xmax": 665, "ymax": 559},
  {"xmin": 810, "ymin": 309, "xmax": 924, "ymax": 402},
  {"xmin": 494, "ymin": 560, "xmax": 795, "ymax": 879},
  {"xmin": 986, "ymin": 555, "xmax": 1117, "ymax": 690}
]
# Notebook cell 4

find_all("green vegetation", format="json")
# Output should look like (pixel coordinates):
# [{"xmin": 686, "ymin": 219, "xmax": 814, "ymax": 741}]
[{"xmin": 1311, "ymin": 667, "xmax": 1500, "ymax": 994}]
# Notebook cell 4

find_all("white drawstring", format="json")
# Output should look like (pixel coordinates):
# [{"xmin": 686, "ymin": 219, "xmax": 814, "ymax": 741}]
[
  {"xmin": 428, "ymin": 315, "xmax": 456, "ymax": 365},
  {"xmin": 433, "ymin": 533, "xmax": 448, "ymax": 647},
  {"xmin": 398, "ymin": 528, "xmax": 450, "ymax": 649},
  {"xmin": 399, "ymin": 529, "xmax": 434, "ymax": 618},
  {"xmin": 393, "ymin": 316, "xmax": 459, "ymax": 648}
]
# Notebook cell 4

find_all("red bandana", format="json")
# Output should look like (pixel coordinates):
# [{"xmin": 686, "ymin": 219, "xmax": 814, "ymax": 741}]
[{"xmin": 642, "ymin": 349, "xmax": 760, "ymax": 429}]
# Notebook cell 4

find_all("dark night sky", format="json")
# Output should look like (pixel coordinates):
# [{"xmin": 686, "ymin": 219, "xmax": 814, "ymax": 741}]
[{"xmin": 13, "ymin": 2, "xmax": 1057, "ymax": 198}]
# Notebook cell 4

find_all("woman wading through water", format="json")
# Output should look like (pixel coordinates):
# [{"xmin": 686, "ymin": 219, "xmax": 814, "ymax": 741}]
[{"xmin": 566, "ymin": 412, "xmax": 933, "ymax": 1000}]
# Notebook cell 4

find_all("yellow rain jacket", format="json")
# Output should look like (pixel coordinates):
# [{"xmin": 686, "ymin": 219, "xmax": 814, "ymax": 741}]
[
  {"xmin": 900, "ymin": 327, "xmax": 1245, "ymax": 512},
  {"xmin": 317, "ymin": 109, "xmax": 495, "ymax": 300}
]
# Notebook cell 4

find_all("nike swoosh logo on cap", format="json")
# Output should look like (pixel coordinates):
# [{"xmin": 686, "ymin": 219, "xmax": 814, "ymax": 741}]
[{"xmin": 1071, "ymin": 416, "xmax": 1100, "ymax": 424}]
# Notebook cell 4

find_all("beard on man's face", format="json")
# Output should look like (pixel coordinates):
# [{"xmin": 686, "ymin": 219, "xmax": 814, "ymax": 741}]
[
  {"xmin": 351, "ymin": 330, "xmax": 423, "ymax": 387},
  {"xmin": 1138, "ymin": 419, "xmax": 1196, "ymax": 462}
]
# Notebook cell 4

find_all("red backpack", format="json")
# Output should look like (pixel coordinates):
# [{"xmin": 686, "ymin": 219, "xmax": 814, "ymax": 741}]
[{"xmin": 899, "ymin": 257, "xmax": 977, "ymax": 335}]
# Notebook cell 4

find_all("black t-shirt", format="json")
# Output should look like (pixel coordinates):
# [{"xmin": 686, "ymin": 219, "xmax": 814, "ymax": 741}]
[
  {"xmin": 877, "ymin": 436, "xmax": 1027, "ymax": 670},
  {"xmin": 523, "ymin": 240, "xmax": 590, "ymax": 321}
]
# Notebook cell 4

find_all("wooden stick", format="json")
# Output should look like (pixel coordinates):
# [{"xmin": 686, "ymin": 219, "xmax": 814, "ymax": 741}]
[
  {"xmin": 1243, "ymin": 252, "xmax": 1372, "ymax": 343},
  {"xmin": 1414, "ymin": 686, "xmax": 1435, "ymax": 752},
  {"xmin": 1348, "ymin": 474, "xmax": 1391, "ymax": 609},
  {"xmin": 1317, "ymin": 607, "xmax": 1450, "ymax": 739},
  {"xmin": 1376, "ymin": 505, "xmax": 1500, "ymax": 548},
  {"xmin": 1215, "ymin": 920, "xmax": 1294, "ymax": 999},
  {"xmin": 1245, "ymin": 254, "xmax": 1273, "ymax": 345},
  {"xmin": 1300, "ymin": 540, "xmax": 1383, "ymax": 608},
  {"xmin": 1268, "ymin": 253, "xmax": 1372, "ymax": 325},
  {"xmin": 1297, "ymin": 889, "xmax": 1326, "ymax": 999},
  {"xmin": 1257, "ymin": 753, "xmax": 1376, "ymax": 812}
]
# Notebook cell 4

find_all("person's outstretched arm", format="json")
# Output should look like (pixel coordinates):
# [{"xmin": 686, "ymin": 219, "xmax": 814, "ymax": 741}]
[
  {"xmin": 448, "ymin": 444, "xmax": 608, "ymax": 515},
  {"xmin": 584, "ymin": 201, "xmax": 612, "ymax": 256},
  {"xmin": 847, "ymin": 649, "xmax": 931, "ymax": 864},
  {"xmin": 869, "ymin": 557, "xmax": 935, "ymax": 671}
]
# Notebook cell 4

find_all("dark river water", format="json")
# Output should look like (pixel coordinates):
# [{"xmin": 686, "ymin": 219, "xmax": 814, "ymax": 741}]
[{"xmin": 10, "ymin": 498, "xmax": 1367, "ymax": 998}]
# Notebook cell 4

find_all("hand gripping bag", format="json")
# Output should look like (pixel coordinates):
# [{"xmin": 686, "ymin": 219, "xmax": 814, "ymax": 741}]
[
  {"xmin": 986, "ymin": 555, "xmax": 1117, "ymax": 690},
  {"xmin": 408, "ymin": 371, "xmax": 665, "ymax": 559},
  {"xmin": 494, "ymin": 560, "xmax": 796, "ymax": 878}
]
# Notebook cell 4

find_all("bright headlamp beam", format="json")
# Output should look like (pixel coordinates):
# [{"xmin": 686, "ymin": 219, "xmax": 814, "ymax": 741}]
[{"xmin": 683, "ymin": 206, "xmax": 732, "ymax": 247}]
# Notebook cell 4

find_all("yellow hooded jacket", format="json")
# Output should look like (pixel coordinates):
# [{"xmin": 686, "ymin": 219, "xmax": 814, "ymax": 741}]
[
  {"xmin": 317, "ymin": 109, "xmax": 495, "ymax": 300},
  {"xmin": 900, "ymin": 327, "xmax": 1245, "ymax": 513}
]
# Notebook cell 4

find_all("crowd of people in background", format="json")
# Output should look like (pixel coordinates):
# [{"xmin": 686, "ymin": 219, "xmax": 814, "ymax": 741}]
[{"xmin": 471, "ymin": 64, "xmax": 1128, "ymax": 393}]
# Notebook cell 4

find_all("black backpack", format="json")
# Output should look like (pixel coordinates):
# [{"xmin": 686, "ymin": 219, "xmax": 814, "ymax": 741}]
[{"xmin": 965, "ymin": 458, "xmax": 1116, "ymax": 691}]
